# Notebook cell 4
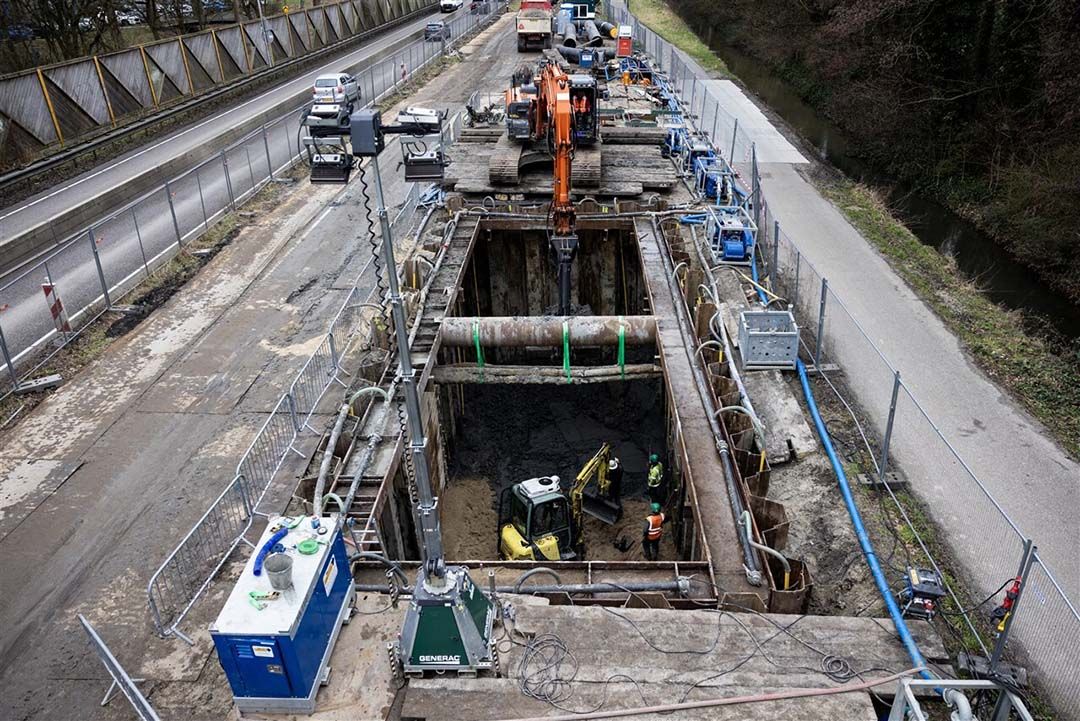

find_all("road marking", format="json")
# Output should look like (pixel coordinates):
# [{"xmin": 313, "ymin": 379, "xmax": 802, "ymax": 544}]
[{"xmin": 0, "ymin": 10, "xmax": 455, "ymax": 226}]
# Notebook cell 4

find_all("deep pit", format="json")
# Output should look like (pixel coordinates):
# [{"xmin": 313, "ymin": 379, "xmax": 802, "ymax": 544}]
[{"xmin": 438, "ymin": 381, "xmax": 683, "ymax": 562}]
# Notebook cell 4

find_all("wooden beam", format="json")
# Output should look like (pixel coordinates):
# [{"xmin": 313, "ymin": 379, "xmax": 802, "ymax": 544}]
[{"xmin": 431, "ymin": 363, "xmax": 663, "ymax": 384}]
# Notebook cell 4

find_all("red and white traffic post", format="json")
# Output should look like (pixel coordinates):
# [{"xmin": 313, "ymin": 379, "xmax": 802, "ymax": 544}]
[{"xmin": 42, "ymin": 277, "xmax": 72, "ymax": 335}]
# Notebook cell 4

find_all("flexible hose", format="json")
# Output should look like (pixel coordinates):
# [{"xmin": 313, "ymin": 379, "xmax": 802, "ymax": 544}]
[
  {"xmin": 513, "ymin": 567, "xmax": 563, "ymax": 592},
  {"xmin": 352, "ymin": 549, "xmax": 410, "ymax": 585},
  {"xmin": 493, "ymin": 667, "xmax": 925, "ymax": 721},
  {"xmin": 747, "ymin": 195, "xmax": 953, "ymax": 704},
  {"xmin": 252, "ymin": 527, "xmax": 290, "ymax": 576},
  {"xmin": 313, "ymin": 403, "xmax": 350, "ymax": 516},
  {"xmin": 742, "ymin": 510, "xmax": 790, "ymax": 590}
]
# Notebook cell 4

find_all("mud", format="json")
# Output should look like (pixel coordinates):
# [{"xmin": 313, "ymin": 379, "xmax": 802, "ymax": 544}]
[{"xmin": 440, "ymin": 380, "xmax": 678, "ymax": 561}]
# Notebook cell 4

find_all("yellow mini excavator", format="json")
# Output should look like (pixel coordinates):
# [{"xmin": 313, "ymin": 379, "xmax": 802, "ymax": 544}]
[{"xmin": 498, "ymin": 443, "xmax": 623, "ymax": 561}]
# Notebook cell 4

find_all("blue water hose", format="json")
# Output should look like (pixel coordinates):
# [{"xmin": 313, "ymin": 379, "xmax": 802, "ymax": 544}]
[
  {"xmin": 252, "ymin": 527, "xmax": 289, "ymax": 576},
  {"xmin": 751, "ymin": 250, "xmax": 934, "ymax": 684},
  {"xmin": 796, "ymin": 359, "xmax": 934, "ymax": 683}
]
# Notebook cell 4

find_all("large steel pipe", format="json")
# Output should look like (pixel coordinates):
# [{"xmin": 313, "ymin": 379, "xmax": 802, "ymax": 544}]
[
  {"xmin": 583, "ymin": 20, "xmax": 604, "ymax": 47},
  {"xmin": 562, "ymin": 21, "xmax": 578, "ymax": 48},
  {"xmin": 440, "ymin": 315, "xmax": 656, "ymax": 347},
  {"xmin": 596, "ymin": 20, "xmax": 617, "ymax": 38}
]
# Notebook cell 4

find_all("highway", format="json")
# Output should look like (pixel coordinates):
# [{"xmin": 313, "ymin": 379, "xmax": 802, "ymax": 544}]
[
  {"xmin": 0, "ymin": 5, "xmax": 477, "ymax": 377},
  {"xmin": 0, "ymin": 5, "xmax": 464, "ymax": 247}
]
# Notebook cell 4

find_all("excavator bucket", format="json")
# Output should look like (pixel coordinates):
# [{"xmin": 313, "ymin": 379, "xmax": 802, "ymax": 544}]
[{"xmin": 582, "ymin": 486, "xmax": 622, "ymax": 524}]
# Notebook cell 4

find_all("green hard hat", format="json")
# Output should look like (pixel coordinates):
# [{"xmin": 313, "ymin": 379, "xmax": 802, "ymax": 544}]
[
  {"xmin": 649, "ymin": 453, "xmax": 659, "ymax": 463},
  {"xmin": 651, "ymin": 502, "xmax": 661, "ymax": 513}
]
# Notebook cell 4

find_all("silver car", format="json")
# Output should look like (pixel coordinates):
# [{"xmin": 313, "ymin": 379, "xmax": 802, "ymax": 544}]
[{"xmin": 312, "ymin": 73, "xmax": 360, "ymax": 108}]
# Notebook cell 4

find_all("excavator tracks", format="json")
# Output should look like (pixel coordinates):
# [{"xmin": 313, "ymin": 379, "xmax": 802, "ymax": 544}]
[{"xmin": 488, "ymin": 134, "xmax": 524, "ymax": 185}]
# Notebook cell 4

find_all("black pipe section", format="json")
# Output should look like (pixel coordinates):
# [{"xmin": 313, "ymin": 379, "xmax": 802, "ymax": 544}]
[
  {"xmin": 556, "ymin": 45, "xmax": 606, "ymax": 65},
  {"xmin": 353, "ymin": 580, "xmax": 690, "ymax": 595},
  {"xmin": 583, "ymin": 20, "xmax": 604, "ymax": 47},
  {"xmin": 596, "ymin": 20, "xmax": 617, "ymax": 38},
  {"xmin": 562, "ymin": 21, "xmax": 578, "ymax": 48}
]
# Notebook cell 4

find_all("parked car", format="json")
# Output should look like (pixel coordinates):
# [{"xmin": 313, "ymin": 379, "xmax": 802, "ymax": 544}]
[
  {"xmin": 116, "ymin": 10, "xmax": 141, "ymax": 24},
  {"xmin": 6, "ymin": 23, "xmax": 33, "ymax": 40},
  {"xmin": 424, "ymin": 20, "xmax": 451, "ymax": 40},
  {"xmin": 440, "ymin": 0, "xmax": 463, "ymax": 11},
  {"xmin": 312, "ymin": 73, "xmax": 360, "ymax": 108}
]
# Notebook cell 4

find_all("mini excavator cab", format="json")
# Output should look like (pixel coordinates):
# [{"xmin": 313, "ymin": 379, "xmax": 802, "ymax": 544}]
[{"xmin": 498, "ymin": 476, "xmax": 577, "ymax": 561}]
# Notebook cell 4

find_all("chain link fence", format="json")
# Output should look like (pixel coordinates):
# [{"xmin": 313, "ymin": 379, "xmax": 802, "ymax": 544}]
[
  {"xmin": 0, "ymin": 1, "xmax": 499, "ymax": 400},
  {"xmin": 144, "ymin": 6, "xmax": 498, "ymax": 642},
  {"xmin": 611, "ymin": 5, "xmax": 1080, "ymax": 717}
]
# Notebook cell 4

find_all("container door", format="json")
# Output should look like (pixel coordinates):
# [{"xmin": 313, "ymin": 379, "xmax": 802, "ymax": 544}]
[{"xmin": 230, "ymin": 640, "xmax": 293, "ymax": 698}]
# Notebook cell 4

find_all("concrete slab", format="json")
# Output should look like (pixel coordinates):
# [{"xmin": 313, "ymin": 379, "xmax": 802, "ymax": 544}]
[
  {"xmin": 400, "ymin": 603, "xmax": 946, "ymax": 720},
  {"xmin": 0, "ymin": 457, "xmax": 82, "ymax": 541},
  {"xmin": 704, "ymin": 80, "xmax": 807, "ymax": 165},
  {"xmin": 742, "ymin": 369, "xmax": 818, "ymax": 464}
]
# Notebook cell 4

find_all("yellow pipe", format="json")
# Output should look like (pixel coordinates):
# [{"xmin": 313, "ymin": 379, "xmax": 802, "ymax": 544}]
[
  {"xmin": 92, "ymin": 56, "xmax": 116, "ymax": 126},
  {"xmin": 36, "ymin": 68, "xmax": 64, "ymax": 146},
  {"xmin": 178, "ymin": 37, "xmax": 195, "ymax": 96},
  {"xmin": 211, "ymin": 29, "xmax": 226, "ymax": 83},
  {"xmin": 140, "ymin": 46, "xmax": 159, "ymax": 107}
]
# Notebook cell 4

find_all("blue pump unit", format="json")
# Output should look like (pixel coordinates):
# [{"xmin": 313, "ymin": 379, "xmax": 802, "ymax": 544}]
[
  {"xmin": 211, "ymin": 515, "xmax": 354, "ymax": 714},
  {"xmin": 706, "ymin": 205, "xmax": 758, "ymax": 265}
]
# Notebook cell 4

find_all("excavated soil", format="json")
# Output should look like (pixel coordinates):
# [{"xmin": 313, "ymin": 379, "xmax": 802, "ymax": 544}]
[{"xmin": 439, "ymin": 380, "xmax": 678, "ymax": 561}]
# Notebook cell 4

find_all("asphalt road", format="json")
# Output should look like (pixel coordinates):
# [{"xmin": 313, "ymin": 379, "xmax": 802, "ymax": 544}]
[
  {"xmin": 0, "ymin": 7, "xmax": 477, "ymax": 375},
  {"xmin": 0, "ymin": 17, "xmax": 521, "ymax": 719}
]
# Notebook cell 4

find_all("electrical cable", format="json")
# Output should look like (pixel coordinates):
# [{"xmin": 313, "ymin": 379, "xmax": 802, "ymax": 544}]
[{"xmin": 935, "ymin": 578, "xmax": 1013, "ymax": 616}]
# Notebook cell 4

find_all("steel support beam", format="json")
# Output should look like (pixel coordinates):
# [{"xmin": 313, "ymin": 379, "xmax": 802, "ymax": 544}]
[{"xmin": 439, "ymin": 315, "xmax": 656, "ymax": 347}]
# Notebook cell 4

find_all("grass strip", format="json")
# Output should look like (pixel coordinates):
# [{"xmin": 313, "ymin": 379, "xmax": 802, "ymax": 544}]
[{"xmin": 621, "ymin": 0, "xmax": 727, "ymax": 75}]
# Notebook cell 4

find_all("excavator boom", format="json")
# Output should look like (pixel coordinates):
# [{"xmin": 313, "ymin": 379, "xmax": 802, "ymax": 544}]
[{"xmin": 536, "ymin": 62, "xmax": 578, "ymax": 315}]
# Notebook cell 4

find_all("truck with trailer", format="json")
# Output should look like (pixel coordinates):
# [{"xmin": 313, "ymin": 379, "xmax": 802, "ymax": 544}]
[{"xmin": 516, "ymin": 0, "xmax": 554, "ymax": 51}]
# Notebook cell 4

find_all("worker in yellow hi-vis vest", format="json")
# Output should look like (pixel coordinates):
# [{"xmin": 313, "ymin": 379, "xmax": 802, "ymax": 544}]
[{"xmin": 646, "ymin": 453, "xmax": 664, "ymax": 505}]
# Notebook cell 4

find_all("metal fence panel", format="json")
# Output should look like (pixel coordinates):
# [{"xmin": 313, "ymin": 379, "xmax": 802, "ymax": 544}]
[
  {"xmin": 146, "ymin": 473, "xmax": 252, "ymax": 639},
  {"xmin": 236, "ymin": 393, "xmax": 299, "ymax": 507},
  {"xmin": 1009, "ymin": 557, "xmax": 1080, "ymax": 719}
]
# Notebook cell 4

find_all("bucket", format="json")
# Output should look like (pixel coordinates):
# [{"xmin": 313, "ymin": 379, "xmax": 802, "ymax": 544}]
[{"xmin": 264, "ymin": 553, "xmax": 294, "ymax": 590}]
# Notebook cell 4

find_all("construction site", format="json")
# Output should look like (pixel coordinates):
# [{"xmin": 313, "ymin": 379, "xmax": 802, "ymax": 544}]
[{"xmin": 0, "ymin": 1, "xmax": 1073, "ymax": 720}]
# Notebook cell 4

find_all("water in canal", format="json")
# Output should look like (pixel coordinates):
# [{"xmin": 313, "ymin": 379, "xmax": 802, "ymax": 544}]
[{"xmin": 714, "ymin": 43, "xmax": 1080, "ymax": 340}]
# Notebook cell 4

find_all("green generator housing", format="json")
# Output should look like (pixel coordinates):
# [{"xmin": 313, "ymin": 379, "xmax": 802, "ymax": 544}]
[{"xmin": 399, "ymin": 565, "xmax": 495, "ymax": 675}]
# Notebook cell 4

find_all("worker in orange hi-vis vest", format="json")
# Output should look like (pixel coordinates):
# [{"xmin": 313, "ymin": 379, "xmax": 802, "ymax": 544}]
[{"xmin": 641, "ymin": 502, "xmax": 666, "ymax": 561}]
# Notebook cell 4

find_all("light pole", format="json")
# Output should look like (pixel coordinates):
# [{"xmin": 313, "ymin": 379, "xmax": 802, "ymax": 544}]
[{"xmin": 255, "ymin": 0, "xmax": 274, "ymax": 66}]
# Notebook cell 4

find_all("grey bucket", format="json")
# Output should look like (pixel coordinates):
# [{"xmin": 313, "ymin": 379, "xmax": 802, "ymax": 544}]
[{"xmin": 264, "ymin": 553, "xmax": 294, "ymax": 590}]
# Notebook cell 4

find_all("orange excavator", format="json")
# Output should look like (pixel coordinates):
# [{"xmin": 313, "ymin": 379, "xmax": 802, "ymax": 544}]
[{"xmin": 504, "ymin": 60, "xmax": 598, "ymax": 315}]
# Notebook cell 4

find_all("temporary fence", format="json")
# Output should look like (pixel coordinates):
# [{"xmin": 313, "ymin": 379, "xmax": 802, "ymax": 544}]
[
  {"xmin": 145, "ymin": 55, "xmax": 484, "ymax": 641},
  {"xmin": 609, "ymin": 4, "xmax": 1080, "ymax": 717},
  {"xmin": 0, "ymin": 0, "xmax": 438, "ymax": 167},
  {"xmin": 78, "ymin": 615, "xmax": 161, "ymax": 721},
  {"xmin": 0, "ymin": 1, "xmax": 499, "ymax": 401}
]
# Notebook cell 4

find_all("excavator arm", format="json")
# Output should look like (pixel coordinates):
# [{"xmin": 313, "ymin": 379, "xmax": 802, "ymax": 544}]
[
  {"xmin": 537, "ymin": 62, "xmax": 579, "ymax": 315},
  {"xmin": 569, "ymin": 443, "xmax": 611, "ymax": 542}
]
